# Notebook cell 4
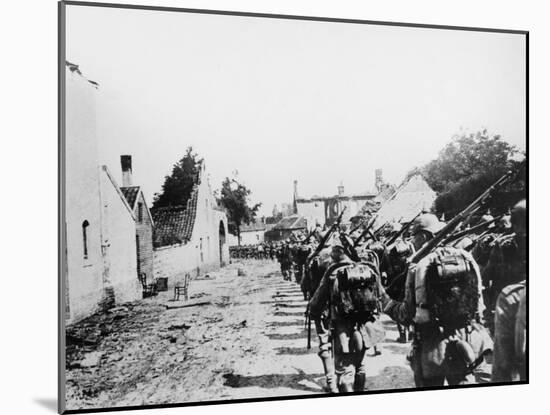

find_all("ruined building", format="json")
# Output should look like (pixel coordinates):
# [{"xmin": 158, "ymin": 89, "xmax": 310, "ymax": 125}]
[{"xmin": 294, "ymin": 171, "xmax": 393, "ymax": 229}]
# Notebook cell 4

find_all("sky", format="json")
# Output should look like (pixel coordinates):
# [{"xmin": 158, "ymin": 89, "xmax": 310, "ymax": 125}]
[{"xmin": 66, "ymin": 5, "xmax": 526, "ymax": 217}]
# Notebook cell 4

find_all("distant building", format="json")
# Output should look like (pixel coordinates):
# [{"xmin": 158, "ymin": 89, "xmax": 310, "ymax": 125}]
[
  {"xmin": 264, "ymin": 214, "xmax": 307, "ymax": 242},
  {"xmin": 294, "ymin": 182, "xmax": 377, "ymax": 229},
  {"xmin": 227, "ymin": 219, "xmax": 267, "ymax": 246},
  {"xmin": 293, "ymin": 170, "xmax": 397, "ymax": 229},
  {"xmin": 64, "ymin": 63, "xmax": 140, "ymax": 324},
  {"xmin": 152, "ymin": 161, "xmax": 229, "ymax": 282},
  {"xmin": 119, "ymin": 155, "xmax": 155, "ymax": 287}
]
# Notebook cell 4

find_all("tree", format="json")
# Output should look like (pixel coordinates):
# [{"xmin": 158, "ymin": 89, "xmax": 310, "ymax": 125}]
[
  {"xmin": 153, "ymin": 147, "xmax": 201, "ymax": 209},
  {"xmin": 414, "ymin": 130, "xmax": 525, "ymax": 217},
  {"xmin": 218, "ymin": 175, "xmax": 261, "ymax": 245}
]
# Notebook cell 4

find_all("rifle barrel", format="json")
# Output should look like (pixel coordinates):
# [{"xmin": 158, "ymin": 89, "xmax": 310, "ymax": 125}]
[{"xmin": 410, "ymin": 170, "xmax": 514, "ymax": 264}]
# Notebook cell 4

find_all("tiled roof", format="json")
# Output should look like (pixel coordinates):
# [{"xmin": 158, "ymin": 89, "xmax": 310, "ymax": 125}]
[
  {"xmin": 272, "ymin": 215, "xmax": 307, "ymax": 230},
  {"xmin": 151, "ymin": 162, "xmax": 202, "ymax": 247},
  {"xmin": 120, "ymin": 186, "xmax": 140, "ymax": 210},
  {"xmin": 240, "ymin": 220, "xmax": 266, "ymax": 232}
]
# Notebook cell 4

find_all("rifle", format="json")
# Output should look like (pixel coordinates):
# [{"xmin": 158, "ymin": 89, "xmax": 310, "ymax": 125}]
[
  {"xmin": 302, "ymin": 227, "xmax": 317, "ymax": 244},
  {"xmin": 353, "ymin": 214, "xmax": 378, "ymax": 247},
  {"xmin": 410, "ymin": 170, "xmax": 516, "ymax": 264},
  {"xmin": 307, "ymin": 206, "xmax": 347, "ymax": 263},
  {"xmin": 386, "ymin": 211, "xmax": 423, "ymax": 246},
  {"xmin": 304, "ymin": 208, "xmax": 347, "ymax": 349},
  {"xmin": 305, "ymin": 302, "xmax": 312, "ymax": 349},
  {"xmin": 384, "ymin": 169, "xmax": 518, "ymax": 292},
  {"xmin": 349, "ymin": 216, "xmax": 368, "ymax": 235},
  {"xmin": 441, "ymin": 214, "xmax": 503, "ymax": 246}
]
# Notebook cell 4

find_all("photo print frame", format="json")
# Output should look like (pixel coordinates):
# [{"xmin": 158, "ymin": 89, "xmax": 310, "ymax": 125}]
[{"xmin": 59, "ymin": 1, "xmax": 528, "ymax": 413}]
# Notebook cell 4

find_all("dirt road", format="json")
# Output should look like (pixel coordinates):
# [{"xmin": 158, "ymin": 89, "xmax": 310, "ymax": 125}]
[{"xmin": 65, "ymin": 260, "xmax": 443, "ymax": 410}]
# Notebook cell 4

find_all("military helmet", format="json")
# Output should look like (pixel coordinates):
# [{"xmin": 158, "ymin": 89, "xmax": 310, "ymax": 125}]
[{"xmin": 411, "ymin": 213, "xmax": 445, "ymax": 235}]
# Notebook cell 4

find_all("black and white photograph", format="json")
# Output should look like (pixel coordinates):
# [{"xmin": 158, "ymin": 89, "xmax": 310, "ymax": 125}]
[{"xmin": 59, "ymin": 1, "xmax": 527, "ymax": 413}]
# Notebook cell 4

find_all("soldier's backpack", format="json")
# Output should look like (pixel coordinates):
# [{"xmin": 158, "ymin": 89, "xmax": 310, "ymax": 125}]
[
  {"xmin": 330, "ymin": 261, "xmax": 380, "ymax": 320},
  {"xmin": 415, "ymin": 247, "xmax": 480, "ymax": 331}
]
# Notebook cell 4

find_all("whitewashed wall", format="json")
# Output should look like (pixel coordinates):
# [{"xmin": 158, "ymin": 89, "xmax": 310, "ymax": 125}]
[
  {"xmin": 239, "ymin": 230, "xmax": 265, "ymax": 245},
  {"xmin": 152, "ymin": 164, "xmax": 229, "ymax": 284},
  {"xmin": 99, "ymin": 167, "xmax": 140, "ymax": 304},
  {"xmin": 65, "ymin": 69, "xmax": 104, "ymax": 324},
  {"xmin": 296, "ymin": 200, "xmax": 325, "ymax": 228}
]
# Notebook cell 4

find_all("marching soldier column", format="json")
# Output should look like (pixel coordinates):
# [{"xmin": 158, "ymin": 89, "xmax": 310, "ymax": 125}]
[{"xmin": 275, "ymin": 166, "xmax": 526, "ymax": 392}]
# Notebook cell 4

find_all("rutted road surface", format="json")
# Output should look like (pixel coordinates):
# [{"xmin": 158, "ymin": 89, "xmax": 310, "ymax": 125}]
[{"xmin": 65, "ymin": 260, "xmax": 418, "ymax": 410}]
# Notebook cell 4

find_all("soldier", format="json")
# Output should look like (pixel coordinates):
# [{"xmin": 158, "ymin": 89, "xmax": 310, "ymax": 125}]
[
  {"xmin": 278, "ymin": 240, "xmax": 293, "ymax": 281},
  {"xmin": 257, "ymin": 243, "xmax": 265, "ymax": 260},
  {"xmin": 309, "ymin": 240, "xmax": 384, "ymax": 392},
  {"xmin": 492, "ymin": 199, "xmax": 527, "ymax": 382},
  {"xmin": 378, "ymin": 213, "xmax": 493, "ymax": 387},
  {"xmin": 386, "ymin": 239, "xmax": 415, "ymax": 343},
  {"xmin": 304, "ymin": 242, "xmax": 339, "ymax": 393},
  {"xmin": 482, "ymin": 200, "xmax": 527, "ymax": 336}
]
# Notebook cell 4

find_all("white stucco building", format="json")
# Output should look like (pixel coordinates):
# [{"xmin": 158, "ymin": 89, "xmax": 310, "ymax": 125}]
[
  {"xmin": 64, "ymin": 63, "xmax": 140, "ymax": 324},
  {"xmin": 152, "ymin": 161, "xmax": 229, "ymax": 283}
]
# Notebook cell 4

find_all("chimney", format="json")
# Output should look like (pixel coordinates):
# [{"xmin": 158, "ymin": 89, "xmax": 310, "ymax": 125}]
[
  {"xmin": 375, "ymin": 169, "xmax": 383, "ymax": 192},
  {"xmin": 121, "ymin": 155, "xmax": 133, "ymax": 187},
  {"xmin": 293, "ymin": 180, "xmax": 298, "ymax": 214},
  {"xmin": 338, "ymin": 181, "xmax": 345, "ymax": 197}
]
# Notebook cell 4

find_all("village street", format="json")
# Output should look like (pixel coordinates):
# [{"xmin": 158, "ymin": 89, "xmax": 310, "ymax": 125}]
[{"xmin": 66, "ymin": 259, "xmax": 483, "ymax": 411}]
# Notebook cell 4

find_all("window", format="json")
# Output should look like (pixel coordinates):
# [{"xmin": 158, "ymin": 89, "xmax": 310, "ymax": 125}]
[
  {"xmin": 200, "ymin": 238, "xmax": 204, "ymax": 263},
  {"xmin": 82, "ymin": 220, "xmax": 89, "ymax": 259},
  {"xmin": 138, "ymin": 202, "xmax": 143, "ymax": 223}
]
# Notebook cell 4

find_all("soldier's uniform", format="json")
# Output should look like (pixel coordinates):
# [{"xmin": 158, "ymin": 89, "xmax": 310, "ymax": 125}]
[
  {"xmin": 309, "ymin": 252, "xmax": 384, "ymax": 392},
  {"xmin": 278, "ymin": 242, "xmax": 294, "ymax": 280},
  {"xmin": 481, "ymin": 233, "xmax": 526, "ymax": 335},
  {"xmin": 492, "ymin": 281, "xmax": 526, "ymax": 382},
  {"xmin": 380, "ymin": 247, "xmax": 493, "ymax": 387},
  {"xmin": 386, "ymin": 239, "xmax": 415, "ymax": 342},
  {"xmin": 491, "ymin": 199, "xmax": 527, "ymax": 382},
  {"xmin": 304, "ymin": 248, "xmax": 338, "ymax": 392}
]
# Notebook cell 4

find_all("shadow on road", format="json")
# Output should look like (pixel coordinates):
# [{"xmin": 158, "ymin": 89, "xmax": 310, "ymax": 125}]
[
  {"xmin": 364, "ymin": 366, "xmax": 415, "ymax": 390},
  {"xmin": 274, "ymin": 346, "xmax": 313, "ymax": 356},
  {"xmin": 266, "ymin": 330, "xmax": 307, "ymax": 341},
  {"xmin": 274, "ymin": 311, "xmax": 305, "ymax": 317},
  {"xmin": 222, "ymin": 372, "xmax": 325, "ymax": 393},
  {"xmin": 383, "ymin": 344, "xmax": 410, "ymax": 355},
  {"xmin": 266, "ymin": 319, "xmax": 304, "ymax": 328},
  {"xmin": 259, "ymin": 300, "xmax": 305, "ymax": 306},
  {"xmin": 273, "ymin": 303, "xmax": 306, "ymax": 309}
]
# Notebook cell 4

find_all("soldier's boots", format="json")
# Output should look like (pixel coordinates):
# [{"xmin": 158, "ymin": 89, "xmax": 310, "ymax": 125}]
[
  {"xmin": 354, "ymin": 373, "xmax": 367, "ymax": 392},
  {"xmin": 325, "ymin": 376, "xmax": 339, "ymax": 393},
  {"xmin": 397, "ymin": 324, "xmax": 407, "ymax": 343},
  {"xmin": 338, "ymin": 381, "xmax": 355, "ymax": 393},
  {"xmin": 319, "ymin": 351, "xmax": 338, "ymax": 393}
]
